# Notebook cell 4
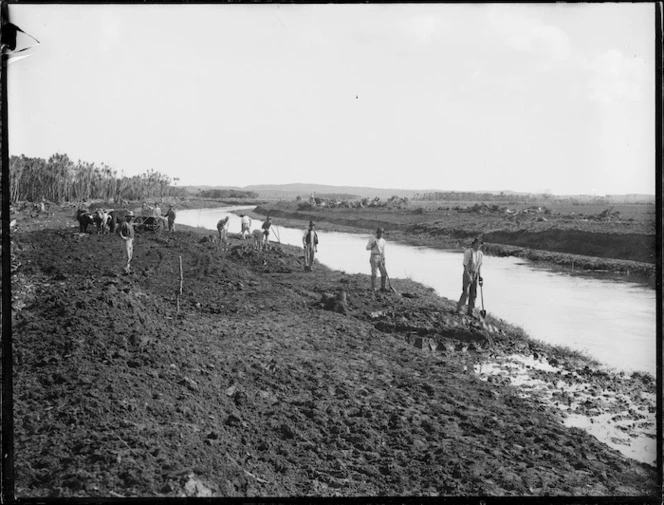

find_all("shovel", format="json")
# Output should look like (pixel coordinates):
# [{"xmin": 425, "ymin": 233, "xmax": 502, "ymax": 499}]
[
  {"xmin": 479, "ymin": 279, "xmax": 486, "ymax": 319},
  {"xmin": 381, "ymin": 263, "xmax": 399, "ymax": 294},
  {"xmin": 271, "ymin": 226, "xmax": 281, "ymax": 244}
]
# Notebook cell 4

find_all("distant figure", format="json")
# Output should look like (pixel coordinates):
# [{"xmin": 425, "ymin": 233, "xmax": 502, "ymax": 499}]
[
  {"xmin": 261, "ymin": 216, "xmax": 272, "ymax": 247},
  {"xmin": 240, "ymin": 214, "xmax": 252, "ymax": 240},
  {"xmin": 164, "ymin": 205, "xmax": 176, "ymax": 232},
  {"xmin": 141, "ymin": 202, "xmax": 153, "ymax": 217},
  {"xmin": 456, "ymin": 237, "xmax": 484, "ymax": 317},
  {"xmin": 153, "ymin": 202, "xmax": 162, "ymax": 218},
  {"xmin": 118, "ymin": 210, "xmax": 135, "ymax": 274},
  {"xmin": 217, "ymin": 216, "xmax": 230, "ymax": 249},
  {"xmin": 302, "ymin": 221, "xmax": 318, "ymax": 272},
  {"xmin": 366, "ymin": 227, "xmax": 387, "ymax": 291}
]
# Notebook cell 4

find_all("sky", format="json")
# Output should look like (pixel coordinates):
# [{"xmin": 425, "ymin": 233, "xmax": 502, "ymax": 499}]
[{"xmin": 6, "ymin": 3, "xmax": 657, "ymax": 195}]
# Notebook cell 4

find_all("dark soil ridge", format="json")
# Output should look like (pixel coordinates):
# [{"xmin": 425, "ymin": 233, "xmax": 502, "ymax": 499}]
[
  {"xmin": 8, "ymin": 212, "xmax": 657, "ymax": 498},
  {"xmin": 253, "ymin": 206, "xmax": 656, "ymax": 280}
]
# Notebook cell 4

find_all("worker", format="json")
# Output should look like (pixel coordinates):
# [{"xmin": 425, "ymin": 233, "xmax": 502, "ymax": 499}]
[
  {"xmin": 261, "ymin": 216, "xmax": 272, "ymax": 248},
  {"xmin": 456, "ymin": 237, "xmax": 484, "ymax": 317},
  {"xmin": 366, "ymin": 227, "xmax": 387, "ymax": 291},
  {"xmin": 240, "ymin": 214, "xmax": 252, "ymax": 239},
  {"xmin": 302, "ymin": 220, "xmax": 318, "ymax": 272},
  {"xmin": 217, "ymin": 216, "xmax": 230, "ymax": 249},
  {"xmin": 118, "ymin": 210, "xmax": 135, "ymax": 274},
  {"xmin": 164, "ymin": 205, "xmax": 176, "ymax": 232}
]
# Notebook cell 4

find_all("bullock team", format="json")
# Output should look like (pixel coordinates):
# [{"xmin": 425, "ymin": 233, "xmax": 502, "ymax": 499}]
[
  {"xmin": 76, "ymin": 204, "xmax": 172, "ymax": 275},
  {"xmin": 76, "ymin": 208, "xmax": 116, "ymax": 234}
]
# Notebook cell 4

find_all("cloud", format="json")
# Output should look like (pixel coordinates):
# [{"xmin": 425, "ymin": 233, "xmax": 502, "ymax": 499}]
[
  {"xmin": 486, "ymin": 6, "xmax": 570, "ymax": 62},
  {"xmin": 585, "ymin": 49, "xmax": 649, "ymax": 103},
  {"xmin": 98, "ymin": 12, "xmax": 122, "ymax": 53},
  {"xmin": 406, "ymin": 15, "xmax": 448, "ymax": 45},
  {"xmin": 349, "ymin": 11, "xmax": 450, "ymax": 49}
]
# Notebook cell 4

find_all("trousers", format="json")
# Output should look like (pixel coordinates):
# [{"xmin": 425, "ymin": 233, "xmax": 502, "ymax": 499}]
[
  {"xmin": 457, "ymin": 272, "xmax": 478, "ymax": 311},
  {"xmin": 124, "ymin": 238, "xmax": 134, "ymax": 269}
]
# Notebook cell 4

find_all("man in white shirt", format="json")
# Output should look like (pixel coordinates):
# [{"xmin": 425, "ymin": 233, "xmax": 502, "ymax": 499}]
[
  {"xmin": 456, "ymin": 237, "xmax": 484, "ymax": 316},
  {"xmin": 240, "ymin": 214, "xmax": 252, "ymax": 240},
  {"xmin": 366, "ymin": 227, "xmax": 388, "ymax": 292}
]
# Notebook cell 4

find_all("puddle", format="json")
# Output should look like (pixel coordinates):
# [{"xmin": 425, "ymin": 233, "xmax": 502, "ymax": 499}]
[{"xmin": 475, "ymin": 354, "xmax": 656, "ymax": 467}]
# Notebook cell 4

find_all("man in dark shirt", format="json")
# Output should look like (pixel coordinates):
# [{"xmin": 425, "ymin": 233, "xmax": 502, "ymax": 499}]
[
  {"xmin": 165, "ymin": 205, "xmax": 176, "ymax": 232},
  {"xmin": 302, "ymin": 221, "xmax": 318, "ymax": 272},
  {"xmin": 261, "ymin": 217, "xmax": 272, "ymax": 248}
]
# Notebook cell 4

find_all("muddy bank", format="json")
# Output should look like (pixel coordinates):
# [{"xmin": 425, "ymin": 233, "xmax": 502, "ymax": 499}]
[
  {"xmin": 252, "ymin": 205, "xmax": 655, "ymax": 281},
  {"xmin": 8, "ymin": 205, "xmax": 657, "ymax": 498},
  {"xmin": 482, "ymin": 229, "xmax": 654, "ymax": 263}
]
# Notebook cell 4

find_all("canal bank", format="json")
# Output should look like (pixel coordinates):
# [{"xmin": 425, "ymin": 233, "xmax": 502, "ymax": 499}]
[{"xmin": 178, "ymin": 207, "xmax": 657, "ymax": 376}]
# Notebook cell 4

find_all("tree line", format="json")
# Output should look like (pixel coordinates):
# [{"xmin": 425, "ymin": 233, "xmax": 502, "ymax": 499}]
[{"xmin": 9, "ymin": 153, "xmax": 187, "ymax": 204}]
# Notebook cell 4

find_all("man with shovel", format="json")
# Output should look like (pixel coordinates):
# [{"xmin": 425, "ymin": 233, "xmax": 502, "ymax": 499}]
[
  {"xmin": 456, "ymin": 237, "xmax": 484, "ymax": 317},
  {"xmin": 302, "ymin": 220, "xmax": 318, "ymax": 272},
  {"xmin": 366, "ymin": 227, "xmax": 388, "ymax": 292}
]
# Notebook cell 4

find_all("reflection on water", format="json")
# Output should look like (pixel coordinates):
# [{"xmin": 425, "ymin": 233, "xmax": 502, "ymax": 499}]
[{"xmin": 178, "ymin": 207, "xmax": 656, "ymax": 375}]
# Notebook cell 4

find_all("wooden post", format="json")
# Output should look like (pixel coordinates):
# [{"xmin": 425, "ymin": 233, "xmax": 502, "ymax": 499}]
[{"xmin": 179, "ymin": 255, "xmax": 183, "ymax": 296}]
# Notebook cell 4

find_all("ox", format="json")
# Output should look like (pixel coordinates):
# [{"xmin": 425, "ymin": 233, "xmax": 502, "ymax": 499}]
[
  {"xmin": 106, "ymin": 210, "xmax": 118, "ymax": 233},
  {"xmin": 76, "ymin": 209, "xmax": 94, "ymax": 233},
  {"xmin": 93, "ymin": 209, "xmax": 109, "ymax": 234}
]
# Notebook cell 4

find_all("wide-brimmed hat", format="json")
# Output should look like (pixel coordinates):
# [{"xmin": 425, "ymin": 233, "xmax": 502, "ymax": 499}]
[
  {"xmin": 376, "ymin": 227, "xmax": 384, "ymax": 234},
  {"xmin": 471, "ymin": 237, "xmax": 483, "ymax": 245},
  {"xmin": 125, "ymin": 210, "xmax": 135, "ymax": 218}
]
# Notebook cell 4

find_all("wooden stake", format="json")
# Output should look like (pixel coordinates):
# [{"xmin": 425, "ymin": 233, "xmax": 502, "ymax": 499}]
[
  {"xmin": 177, "ymin": 255, "xmax": 183, "ymax": 314},
  {"xmin": 179, "ymin": 255, "xmax": 183, "ymax": 296}
]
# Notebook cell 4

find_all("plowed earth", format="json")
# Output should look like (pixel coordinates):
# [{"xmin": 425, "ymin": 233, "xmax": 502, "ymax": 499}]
[{"xmin": 8, "ymin": 206, "xmax": 658, "ymax": 498}]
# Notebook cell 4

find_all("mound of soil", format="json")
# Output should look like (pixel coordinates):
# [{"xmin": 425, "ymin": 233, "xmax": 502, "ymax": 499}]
[{"xmin": 8, "ymin": 206, "xmax": 657, "ymax": 498}]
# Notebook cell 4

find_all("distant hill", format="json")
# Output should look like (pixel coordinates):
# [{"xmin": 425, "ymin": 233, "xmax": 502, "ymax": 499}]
[
  {"xmin": 181, "ymin": 184, "xmax": 655, "ymax": 203},
  {"xmin": 242, "ymin": 184, "xmax": 422, "ymax": 200},
  {"xmin": 182, "ymin": 183, "xmax": 423, "ymax": 200}
]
